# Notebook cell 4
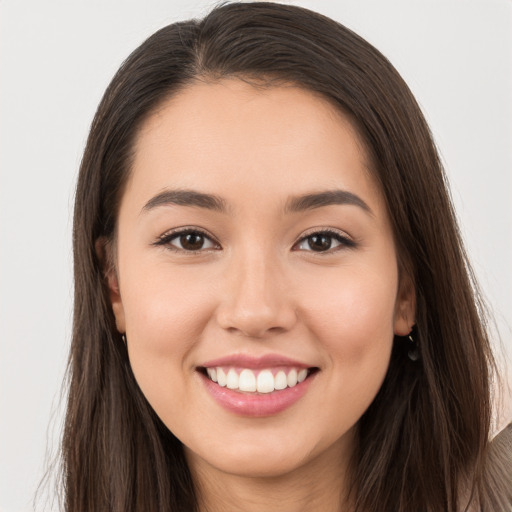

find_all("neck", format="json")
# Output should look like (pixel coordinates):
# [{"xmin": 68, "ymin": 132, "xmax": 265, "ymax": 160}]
[{"xmin": 187, "ymin": 433, "xmax": 355, "ymax": 512}]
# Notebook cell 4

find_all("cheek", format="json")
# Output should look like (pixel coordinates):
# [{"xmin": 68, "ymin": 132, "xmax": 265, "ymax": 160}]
[
  {"xmin": 123, "ymin": 261, "xmax": 214, "ymax": 346},
  {"xmin": 120, "ymin": 263, "xmax": 216, "ymax": 412},
  {"xmin": 301, "ymin": 263, "xmax": 398, "ymax": 345},
  {"xmin": 298, "ymin": 264, "xmax": 397, "ymax": 402}
]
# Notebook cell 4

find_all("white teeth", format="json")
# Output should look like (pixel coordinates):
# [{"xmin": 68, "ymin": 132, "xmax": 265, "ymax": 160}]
[
  {"xmin": 257, "ymin": 369, "xmax": 274, "ymax": 393},
  {"xmin": 274, "ymin": 370, "xmax": 288, "ymax": 390},
  {"xmin": 217, "ymin": 368, "xmax": 227, "ymax": 387},
  {"xmin": 287, "ymin": 369, "xmax": 298, "ymax": 387},
  {"xmin": 239, "ymin": 369, "xmax": 257, "ymax": 392},
  {"xmin": 205, "ymin": 366, "xmax": 311, "ymax": 393},
  {"xmin": 226, "ymin": 369, "xmax": 239, "ymax": 389}
]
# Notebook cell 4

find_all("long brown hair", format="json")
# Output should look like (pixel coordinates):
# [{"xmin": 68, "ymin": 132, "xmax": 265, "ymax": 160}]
[{"xmin": 65, "ymin": 2, "xmax": 508, "ymax": 510}]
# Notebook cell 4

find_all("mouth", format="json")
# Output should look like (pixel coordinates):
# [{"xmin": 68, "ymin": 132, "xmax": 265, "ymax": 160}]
[
  {"xmin": 198, "ymin": 366, "xmax": 319, "ymax": 394},
  {"xmin": 197, "ymin": 354, "xmax": 320, "ymax": 416}
]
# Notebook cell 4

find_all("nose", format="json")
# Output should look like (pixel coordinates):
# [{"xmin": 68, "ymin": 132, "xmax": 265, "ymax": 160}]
[{"xmin": 215, "ymin": 250, "xmax": 297, "ymax": 339}]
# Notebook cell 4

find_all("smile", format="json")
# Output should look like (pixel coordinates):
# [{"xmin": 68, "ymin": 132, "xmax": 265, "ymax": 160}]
[
  {"xmin": 198, "ymin": 356, "xmax": 319, "ymax": 417},
  {"xmin": 204, "ymin": 366, "xmax": 311, "ymax": 393}
]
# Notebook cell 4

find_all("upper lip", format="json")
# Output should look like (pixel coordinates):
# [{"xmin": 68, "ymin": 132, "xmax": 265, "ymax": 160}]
[{"xmin": 200, "ymin": 353, "xmax": 314, "ymax": 369}]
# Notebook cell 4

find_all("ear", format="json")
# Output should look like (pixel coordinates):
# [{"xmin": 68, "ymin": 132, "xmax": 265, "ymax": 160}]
[
  {"xmin": 95, "ymin": 237, "xmax": 126, "ymax": 334},
  {"xmin": 393, "ymin": 273, "xmax": 416, "ymax": 336}
]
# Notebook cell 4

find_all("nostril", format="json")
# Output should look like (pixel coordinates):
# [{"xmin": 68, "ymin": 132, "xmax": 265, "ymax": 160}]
[{"xmin": 216, "ymin": 295, "xmax": 298, "ymax": 338}]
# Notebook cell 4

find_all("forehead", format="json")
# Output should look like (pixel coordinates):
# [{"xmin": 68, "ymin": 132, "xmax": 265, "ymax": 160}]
[
  {"xmin": 135, "ymin": 78, "xmax": 367, "ymax": 159},
  {"xmin": 127, "ymin": 78, "xmax": 382, "ymax": 214}
]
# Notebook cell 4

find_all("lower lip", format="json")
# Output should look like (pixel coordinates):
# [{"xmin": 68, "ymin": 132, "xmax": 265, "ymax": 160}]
[{"xmin": 199, "ymin": 371, "xmax": 316, "ymax": 417}]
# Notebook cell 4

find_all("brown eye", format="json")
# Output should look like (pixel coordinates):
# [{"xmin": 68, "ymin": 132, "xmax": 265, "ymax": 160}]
[
  {"xmin": 155, "ymin": 229, "xmax": 218, "ymax": 252},
  {"xmin": 307, "ymin": 234, "xmax": 332, "ymax": 251},
  {"xmin": 180, "ymin": 232, "xmax": 206, "ymax": 251},
  {"xmin": 295, "ymin": 230, "xmax": 355, "ymax": 253}
]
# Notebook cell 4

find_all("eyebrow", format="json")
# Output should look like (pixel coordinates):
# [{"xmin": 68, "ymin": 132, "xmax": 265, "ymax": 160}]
[
  {"xmin": 284, "ymin": 190, "xmax": 373, "ymax": 215},
  {"xmin": 142, "ymin": 189, "xmax": 228, "ymax": 213},
  {"xmin": 141, "ymin": 188, "xmax": 372, "ymax": 216}
]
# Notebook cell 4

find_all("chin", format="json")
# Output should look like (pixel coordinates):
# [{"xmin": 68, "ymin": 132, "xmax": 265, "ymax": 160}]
[{"xmin": 189, "ymin": 446, "xmax": 310, "ymax": 479}]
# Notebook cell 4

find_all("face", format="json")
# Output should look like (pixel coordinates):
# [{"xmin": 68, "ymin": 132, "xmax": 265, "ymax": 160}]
[{"xmin": 107, "ymin": 79, "xmax": 414, "ymax": 480}]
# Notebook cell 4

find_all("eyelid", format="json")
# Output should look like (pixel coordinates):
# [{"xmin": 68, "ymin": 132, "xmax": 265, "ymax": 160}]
[
  {"xmin": 153, "ymin": 226, "xmax": 221, "ymax": 252},
  {"xmin": 293, "ymin": 227, "xmax": 356, "ymax": 252},
  {"xmin": 152, "ymin": 226, "xmax": 356, "ymax": 254}
]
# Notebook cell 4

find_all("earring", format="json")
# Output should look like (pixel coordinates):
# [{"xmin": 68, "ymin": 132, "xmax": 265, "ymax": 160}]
[
  {"xmin": 407, "ymin": 332, "xmax": 419, "ymax": 361},
  {"xmin": 121, "ymin": 334, "xmax": 126, "ymax": 345}
]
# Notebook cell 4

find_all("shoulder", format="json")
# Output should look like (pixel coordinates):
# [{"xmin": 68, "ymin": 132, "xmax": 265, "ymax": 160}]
[
  {"xmin": 491, "ymin": 422, "xmax": 512, "ymax": 452},
  {"xmin": 481, "ymin": 422, "xmax": 512, "ymax": 511}
]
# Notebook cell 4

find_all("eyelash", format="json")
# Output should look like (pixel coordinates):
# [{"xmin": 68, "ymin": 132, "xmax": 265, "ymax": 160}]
[
  {"xmin": 153, "ymin": 227, "xmax": 356, "ymax": 254},
  {"xmin": 154, "ymin": 228, "xmax": 220, "ymax": 253},
  {"xmin": 295, "ymin": 228, "xmax": 356, "ymax": 252}
]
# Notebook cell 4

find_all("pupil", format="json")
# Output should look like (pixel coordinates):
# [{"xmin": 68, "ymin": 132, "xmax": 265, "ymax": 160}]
[
  {"xmin": 308, "ymin": 234, "xmax": 331, "ymax": 251},
  {"xmin": 181, "ymin": 233, "xmax": 204, "ymax": 250}
]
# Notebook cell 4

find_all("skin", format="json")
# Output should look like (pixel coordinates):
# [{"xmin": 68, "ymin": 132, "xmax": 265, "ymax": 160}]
[{"xmin": 106, "ymin": 78, "xmax": 415, "ymax": 512}]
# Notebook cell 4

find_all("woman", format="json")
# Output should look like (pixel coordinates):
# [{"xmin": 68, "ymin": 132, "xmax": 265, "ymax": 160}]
[{"xmin": 64, "ymin": 2, "xmax": 511, "ymax": 510}]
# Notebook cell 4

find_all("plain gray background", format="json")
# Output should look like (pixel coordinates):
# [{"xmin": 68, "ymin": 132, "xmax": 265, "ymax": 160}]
[{"xmin": 1, "ymin": 1, "xmax": 511, "ymax": 510}]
